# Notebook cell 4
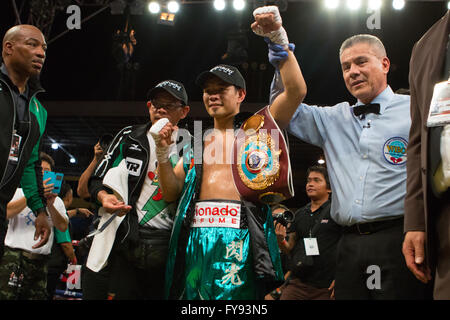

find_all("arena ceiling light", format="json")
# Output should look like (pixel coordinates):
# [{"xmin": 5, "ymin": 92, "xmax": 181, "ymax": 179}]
[
  {"xmin": 233, "ymin": 0, "xmax": 246, "ymax": 11},
  {"xmin": 47, "ymin": 136, "xmax": 77, "ymax": 164},
  {"xmin": 448, "ymin": 1, "xmax": 450, "ymax": 10},
  {"xmin": 324, "ymin": 0, "xmax": 340, "ymax": 10},
  {"xmin": 214, "ymin": 0, "xmax": 226, "ymax": 11},
  {"xmin": 158, "ymin": 12, "xmax": 176, "ymax": 25},
  {"xmin": 148, "ymin": 1, "xmax": 160, "ymax": 14},
  {"xmin": 346, "ymin": 0, "xmax": 361, "ymax": 10},
  {"xmin": 368, "ymin": 0, "xmax": 382, "ymax": 10},
  {"xmin": 392, "ymin": 0, "xmax": 405, "ymax": 10},
  {"xmin": 167, "ymin": 1, "xmax": 180, "ymax": 13}
]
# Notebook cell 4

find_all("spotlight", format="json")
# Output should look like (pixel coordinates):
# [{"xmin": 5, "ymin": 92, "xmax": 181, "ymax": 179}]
[
  {"xmin": 233, "ymin": 0, "xmax": 246, "ymax": 11},
  {"xmin": 167, "ymin": 1, "xmax": 180, "ymax": 13},
  {"xmin": 51, "ymin": 143, "xmax": 59, "ymax": 150},
  {"xmin": 318, "ymin": 158, "xmax": 325, "ymax": 165},
  {"xmin": 368, "ymin": 0, "xmax": 382, "ymax": 10},
  {"xmin": 346, "ymin": 0, "xmax": 361, "ymax": 10},
  {"xmin": 214, "ymin": 0, "xmax": 226, "ymax": 11},
  {"xmin": 392, "ymin": 0, "xmax": 405, "ymax": 10},
  {"xmin": 324, "ymin": 0, "xmax": 339, "ymax": 10},
  {"xmin": 148, "ymin": 1, "xmax": 160, "ymax": 14},
  {"xmin": 70, "ymin": 157, "xmax": 76, "ymax": 164}
]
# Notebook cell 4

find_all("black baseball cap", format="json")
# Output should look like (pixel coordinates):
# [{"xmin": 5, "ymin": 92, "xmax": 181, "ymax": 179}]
[
  {"xmin": 147, "ymin": 80, "xmax": 188, "ymax": 105},
  {"xmin": 196, "ymin": 64, "xmax": 246, "ymax": 91}
]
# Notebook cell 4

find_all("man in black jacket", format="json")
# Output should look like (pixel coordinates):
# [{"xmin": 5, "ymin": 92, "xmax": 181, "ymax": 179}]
[
  {"xmin": 0, "ymin": 25, "xmax": 51, "ymax": 259},
  {"xmin": 87, "ymin": 80, "xmax": 190, "ymax": 299}
]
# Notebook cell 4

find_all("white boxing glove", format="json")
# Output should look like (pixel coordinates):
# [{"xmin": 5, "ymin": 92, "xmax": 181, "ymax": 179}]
[{"xmin": 252, "ymin": 6, "xmax": 289, "ymax": 49}]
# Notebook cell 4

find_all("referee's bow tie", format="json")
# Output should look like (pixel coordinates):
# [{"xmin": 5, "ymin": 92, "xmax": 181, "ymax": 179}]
[{"xmin": 353, "ymin": 103, "xmax": 380, "ymax": 117}]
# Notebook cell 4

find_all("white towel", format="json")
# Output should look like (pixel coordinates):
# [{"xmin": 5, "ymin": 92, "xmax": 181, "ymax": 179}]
[{"xmin": 86, "ymin": 159, "xmax": 129, "ymax": 272}]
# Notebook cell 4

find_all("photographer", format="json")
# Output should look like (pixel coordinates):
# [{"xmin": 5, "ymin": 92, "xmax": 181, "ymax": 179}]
[
  {"xmin": 274, "ymin": 166, "xmax": 341, "ymax": 300},
  {"xmin": 0, "ymin": 153, "xmax": 68, "ymax": 299}
]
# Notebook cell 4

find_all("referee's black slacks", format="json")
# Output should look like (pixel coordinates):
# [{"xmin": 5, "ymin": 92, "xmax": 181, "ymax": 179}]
[{"xmin": 334, "ymin": 221, "xmax": 432, "ymax": 300}]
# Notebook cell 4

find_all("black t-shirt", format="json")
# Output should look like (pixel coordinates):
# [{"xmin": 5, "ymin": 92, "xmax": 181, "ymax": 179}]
[{"xmin": 287, "ymin": 200, "xmax": 342, "ymax": 288}]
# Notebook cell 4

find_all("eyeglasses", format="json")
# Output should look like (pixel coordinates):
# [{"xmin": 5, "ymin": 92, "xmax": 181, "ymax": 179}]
[{"xmin": 151, "ymin": 101, "xmax": 184, "ymax": 111}]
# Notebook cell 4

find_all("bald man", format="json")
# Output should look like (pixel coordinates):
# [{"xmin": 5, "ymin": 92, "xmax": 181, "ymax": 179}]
[{"xmin": 0, "ymin": 25, "xmax": 51, "ymax": 259}]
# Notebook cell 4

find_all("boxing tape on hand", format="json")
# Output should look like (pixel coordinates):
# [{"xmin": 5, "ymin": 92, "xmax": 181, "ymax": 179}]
[
  {"xmin": 252, "ymin": 6, "xmax": 288, "ymax": 49},
  {"xmin": 265, "ymin": 38, "xmax": 295, "ymax": 69},
  {"xmin": 149, "ymin": 118, "xmax": 171, "ymax": 164}
]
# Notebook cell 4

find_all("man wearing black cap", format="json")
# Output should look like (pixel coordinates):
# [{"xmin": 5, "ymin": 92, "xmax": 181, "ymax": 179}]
[
  {"xmin": 156, "ymin": 6, "xmax": 307, "ymax": 300},
  {"xmin": 87, "ymin": 80, "xmax": 190, "ymax": 299}
]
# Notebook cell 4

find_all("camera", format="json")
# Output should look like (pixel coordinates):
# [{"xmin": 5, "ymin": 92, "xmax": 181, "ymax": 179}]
[{"xmin": 273, "ymin": 210, "xmax": 294, "ymax": 227}]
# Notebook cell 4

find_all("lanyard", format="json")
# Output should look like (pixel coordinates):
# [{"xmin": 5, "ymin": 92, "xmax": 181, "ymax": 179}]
[{"xmin": 307, "ymin": 201, "xmax": 330, "ymax": 238}]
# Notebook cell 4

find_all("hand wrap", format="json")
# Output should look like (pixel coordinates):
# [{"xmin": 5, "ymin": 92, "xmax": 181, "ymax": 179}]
[
  {"xmin": 252, "ymin": 6, "xmax": 289, "ymax": 49},
  {"xmin": 149, "ymin": 118, "xmax": 171, "ymax": 164}
]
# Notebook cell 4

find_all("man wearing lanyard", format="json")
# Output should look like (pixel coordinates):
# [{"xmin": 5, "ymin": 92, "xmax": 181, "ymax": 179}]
[
  {"xmin": 274, "ymin": 166, "xmax": 341, "ymax": 300},
  {"xmin": 0, "ymin": 25, "xmax": 51, "ymax": 259},
  {"xmin": 269, "ymin": 34, "xmax": 427, "ymax": 299},
  {"xmin": 403, "ymin": 11, "xmax": 450, "ymax": 300}
]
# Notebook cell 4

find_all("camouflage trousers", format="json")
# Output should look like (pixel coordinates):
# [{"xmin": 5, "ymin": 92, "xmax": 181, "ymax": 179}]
[{"xmin": 0, "ymin": 247, "xmax": 49, "ymax": 300}]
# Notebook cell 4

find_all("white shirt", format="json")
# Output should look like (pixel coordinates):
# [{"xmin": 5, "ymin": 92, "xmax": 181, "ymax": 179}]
[{"xmin": 5, "ymin": 188, "xmax": 68, "ymax": 255}]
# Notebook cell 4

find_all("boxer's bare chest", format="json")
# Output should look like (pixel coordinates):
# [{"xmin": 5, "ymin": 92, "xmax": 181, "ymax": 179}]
[{"xmin": 199, "ymin": 130, "xmax": 240, "ymax": 201}]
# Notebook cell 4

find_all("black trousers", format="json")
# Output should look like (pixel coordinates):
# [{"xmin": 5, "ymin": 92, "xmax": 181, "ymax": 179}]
[
  {"xmin": 334, "ymin": 220, "xmax": 432, "ymax": 300},
  {"xmin": 108, "ymin": 229, "xmax": 170, "ymax": 300},
  {"xmin": 47, "ymin": 265, "xmax": 66, "ymax": 300},
  {"xmin": 82, "ymin": 264, "xmax": 110, "ymax": 300}
]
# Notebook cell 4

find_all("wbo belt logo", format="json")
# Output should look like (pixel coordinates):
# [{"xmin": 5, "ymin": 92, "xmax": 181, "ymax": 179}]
[{"xmin": 383, "ymin": 137, "xmax": 407, "ymax": 165}]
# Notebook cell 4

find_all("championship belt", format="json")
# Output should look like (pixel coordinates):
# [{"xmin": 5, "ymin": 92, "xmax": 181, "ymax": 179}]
[{"xmin": 231, "ymin": 106, "xmax": 294, "ymax": 204}]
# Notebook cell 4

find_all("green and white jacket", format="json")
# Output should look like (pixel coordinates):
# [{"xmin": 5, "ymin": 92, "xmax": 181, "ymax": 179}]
[{"xmin": 0, "ymin": 68, "xmax": 47, "ymax": 217}]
